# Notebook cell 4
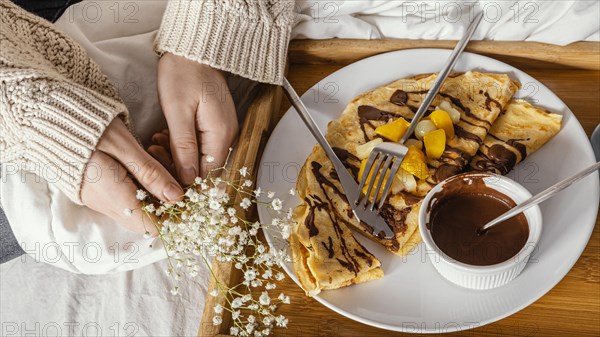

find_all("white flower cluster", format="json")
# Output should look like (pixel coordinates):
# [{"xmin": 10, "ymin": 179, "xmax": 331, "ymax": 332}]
[{"xmin": 135, "ymin": 161, "xmax": 294, "ymax": 337}]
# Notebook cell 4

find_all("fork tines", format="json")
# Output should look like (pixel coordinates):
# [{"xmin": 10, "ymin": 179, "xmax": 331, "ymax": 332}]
[{"xmin": 355, "ymin": 143, "xmax": 408, "ymax": 212}]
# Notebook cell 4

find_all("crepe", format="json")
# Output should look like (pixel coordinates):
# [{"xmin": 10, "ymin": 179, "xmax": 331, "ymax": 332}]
[
  {"xmin": 291, "ymin": 71, "xmax": 521, "ymax": 295},
  {"xmin": 470, "ymin": 100, "xmax": 563, "ymax": 174},
  {"xmin": 291, "ymin": 146, "xmax": 383, "ymax": 297},
  {"xmin": 322, "ymin": 71, "xmax": 520, "ymax": 252}
]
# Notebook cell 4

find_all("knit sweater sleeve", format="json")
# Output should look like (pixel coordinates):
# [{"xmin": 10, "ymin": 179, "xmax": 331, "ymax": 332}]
[
  {"xmin": 0, "ymin": 0, "xmax": 130, "ymax": 204},
  {"xmin": 154, "ymin": 0, "xmax": 295, "ymax": 85}
]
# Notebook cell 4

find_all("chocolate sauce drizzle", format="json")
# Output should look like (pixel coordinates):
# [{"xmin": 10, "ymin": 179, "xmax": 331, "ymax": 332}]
[
  {"xmin": 332, "ymin": 147, "xmax": 360, "ymax": 177},
  {"xmin": 440, "ymin": 93, "xmax": 492, "ymax": 127},
  {"xmin": 473, "ymin": 134, "xmax": 529, "ymax": 174},
  {"xmin": 484, "ymin": 92, "xmax": 502, "ymax": 110},
  {"xmin": 306, "ymin": 161, "xmax": 373, "ymax": 274},
  {"xmin": 357, "ymin": 105, "xmax": 402, "ymax": 141},
  {"xmin": 454, "ymin": 125, "xmax": 483, "ymax": 145}
]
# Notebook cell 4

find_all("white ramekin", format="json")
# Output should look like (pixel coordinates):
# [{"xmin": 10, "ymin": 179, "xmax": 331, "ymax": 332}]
[{"xmin": 418, "ymin": 172, "xmax": 542, "ymax": 290}]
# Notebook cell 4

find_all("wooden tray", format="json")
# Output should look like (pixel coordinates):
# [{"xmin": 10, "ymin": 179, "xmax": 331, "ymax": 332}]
[{"xmin": 199, "ymin": 40, "xmax": 600, "ymax": 337}]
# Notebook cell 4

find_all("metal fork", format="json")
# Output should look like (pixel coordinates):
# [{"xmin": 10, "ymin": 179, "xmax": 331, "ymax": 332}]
[
  {"xmin": 356, "ymin": 11, "xmax": 484, "ymax": 212},
  {"xmin": 282, "ymin": 79, "xmax": 395, "ymax": 239}
]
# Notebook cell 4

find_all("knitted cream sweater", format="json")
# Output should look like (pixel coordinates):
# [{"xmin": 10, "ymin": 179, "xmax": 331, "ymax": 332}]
[{"xmin": 0, "ymin": 0, "xmax": 294, "ymax": 204}]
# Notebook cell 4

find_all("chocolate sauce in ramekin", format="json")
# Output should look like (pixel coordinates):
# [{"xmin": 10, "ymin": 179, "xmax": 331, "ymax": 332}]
[{"xmin": 427, "ymin": 173, "xmax": 529, "ymax": 266}]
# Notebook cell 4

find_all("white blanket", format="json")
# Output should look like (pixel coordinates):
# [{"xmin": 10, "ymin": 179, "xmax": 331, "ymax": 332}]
[
  {"xmin": 1, "ymin": 1, "xmax": 598, "ymax": 336},
  {"xmin": 293, "ymin": 0, "xmax": 599, "ymax": 44}
]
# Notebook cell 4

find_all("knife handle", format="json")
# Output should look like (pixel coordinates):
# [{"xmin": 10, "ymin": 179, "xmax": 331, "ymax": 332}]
[
  {"xmin": 282, "ymin": 78, "xmax": 351, "ymax": 181},
  {"xmin": 400, "ymin": 11, "xmax": 484, "ymax": 144}
]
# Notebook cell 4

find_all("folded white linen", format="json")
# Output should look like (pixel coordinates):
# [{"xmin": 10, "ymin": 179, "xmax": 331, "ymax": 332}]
[
  {"xmin": 0, "ymin": 256, "xmax": 210, "ymax": 337},
  {"xmin": 293, "ymin": 0, "xmax": 599, "ymax": 45}
]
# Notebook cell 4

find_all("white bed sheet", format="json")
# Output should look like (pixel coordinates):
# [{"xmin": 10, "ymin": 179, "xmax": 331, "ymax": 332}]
[{"xmin": 1, "ymin": 1, "xmax": 598, "ymax": 336}]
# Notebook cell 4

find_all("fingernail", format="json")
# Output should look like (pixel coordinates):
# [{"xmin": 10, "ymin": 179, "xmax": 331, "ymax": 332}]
[
  {"xmin": 164, "ymin": 183, "xmax": 183, "ymax": 202},
  {"xmin": 181, "ymin": 167, "xmax": 197, "ymax": 184}
]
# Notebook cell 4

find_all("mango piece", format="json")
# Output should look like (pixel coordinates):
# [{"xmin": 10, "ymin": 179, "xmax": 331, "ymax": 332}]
[
  {"xmin": 358, "ymin": 159, "xmax": 369, "ymax": 182},
  {"xmin": 401, "ymin": 146, "xmax": 430, "ymax": 180},
  {"xmin": 423, "ymin": 129, "xmax": 446, "ymax": 159},
  {"xmin": 429, "ymin": 110, "xmax": 455, "ymax": 139},
  {"xmin": 358, "ymin": 159, "xmax": 389, "ymax": 199},
  {"xmin": 375, "ymin": 117, "xmax": 411, "ymax": 142}
]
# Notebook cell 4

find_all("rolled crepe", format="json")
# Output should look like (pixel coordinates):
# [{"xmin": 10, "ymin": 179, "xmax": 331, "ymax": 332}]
[{"xmin": 470, "ymin": 100, "xmax": 562, "ymax": 175}]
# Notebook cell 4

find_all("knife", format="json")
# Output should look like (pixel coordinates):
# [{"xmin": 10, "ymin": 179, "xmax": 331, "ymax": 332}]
[{"xmin": 282, "ymin": 78, "xmax": 395, "ymax": 239}]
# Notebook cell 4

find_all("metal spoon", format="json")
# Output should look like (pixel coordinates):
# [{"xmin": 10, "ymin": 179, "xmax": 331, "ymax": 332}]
[{"xmin": 479, "ymin": 161, "xmax": 600, "ymax": 233}]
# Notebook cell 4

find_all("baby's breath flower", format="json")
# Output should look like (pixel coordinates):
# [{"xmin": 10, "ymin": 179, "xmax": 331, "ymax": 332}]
[
  {"xmin": 278, "ymin": 293, "xmax": 290, "ymax": 304},
  {"xmin": 136, "ymin": 189, "xmax": 148, "ymax": 201},
  {"xmin": 136, "ymin": 156, "xmax": 291, "ymax": 336},
  {"xmin": 259, "ymin": 292, "xmax": 270, "ymax": 305},
  {"xmin": 289, "ymin": 188, "xmax": 296, "ymax": 196},
  {"xmin": 240, "ymin": 198, "xmax": 252, "ymax": 210},
  {"xmin": 227, "ymin": 207, "xmax": 236, "ymax": 217},
  {"xmin": 206, "ymin": 155, "xmax": 215, "ymax": 163},
  {"xmin": 275, "ymin": 315, "xmax": 288, "ymax": 328},
  {"xmin": 231, "ymin": 298, "xmax": 243, "ymax": 309},
  {"xmin": 144, "ymin": 204, "xmax": 156, "ymax": 213},
  {"xmin": 271, "ymin": 198, "xmax": 282, "ymax": 211},
  {"xmin": 123, "ymin": 208, "xmax": 133, "ymax": 217},
  {"xmin": 244, "ymin": 269, "xmax": 257, "ymax": 282},
  {"xmin": 246, "ymin": 323, "xmax": 255, "ymax": 334}
]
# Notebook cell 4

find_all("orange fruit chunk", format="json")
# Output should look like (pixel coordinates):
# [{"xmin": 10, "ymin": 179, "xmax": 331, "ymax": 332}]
[
  {"xmin": 423, "ymin": 129, "xmax": 446, "ymax": 159},
  {"xmin": 357, "ymin": 159, "xmax": 390, "ymax": 199},
  {"xmin": 375, "ymin": 117, "xmax": 411, "ymax": 142},
  {"xmin": 429, "ymin": 110, "xmax": 455, "ymax": 139},
  {"xmin": 401, "ymin": 146, "xmax": 430, "ymax": 180}
]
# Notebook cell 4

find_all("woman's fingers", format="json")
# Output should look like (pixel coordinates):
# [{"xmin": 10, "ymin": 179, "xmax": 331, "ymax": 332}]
[
  {"xmin": 152, "ymin": 132, "xmax": 171, "ymax": 150},
  {"xmin": 197, "ymin": 95, "xmax": 239, "ymax": 176},
  {"xmin": 97, "ymin": 119, "xmax": 183, "ymax": 203},
  {"xmin": 148, "ymin": 144, "xmax": 176, "ymax": 177},
  {"xmin": 164, "ymin": 110, "xmax": 200, "ymax": 185},
  {"xmin": 81, "ymin": 151, "xmax": 159, "ymax": 236},
  {"xmin": 157, "ymin": 54, "xmax": 203, "ymax": 185}
]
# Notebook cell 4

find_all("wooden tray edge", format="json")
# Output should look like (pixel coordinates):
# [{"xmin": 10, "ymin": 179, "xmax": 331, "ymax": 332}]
[
  {"xmin": 198, "ymin": 83, "xmax": 283, "ymax": 337},
  {"xmin": 289, "ymin": 39, "xmax": 600, "ymax": 70}
]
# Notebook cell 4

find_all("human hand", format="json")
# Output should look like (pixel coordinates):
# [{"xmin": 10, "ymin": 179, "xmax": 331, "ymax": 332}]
[
  {"xmin": 157, "ymin": 52, "xmax": 238, "ymax": 185},
  {"xmin": 81, "ymin": 119, "xmax": 184, "ymax": 236},
  {"xmin": 147, "ymin": 129, "xmax": 176, "ymax": 177}
]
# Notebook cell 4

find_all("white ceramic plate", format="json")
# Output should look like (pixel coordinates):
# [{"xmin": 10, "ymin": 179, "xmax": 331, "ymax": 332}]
[{"xmin": 256, "ymin": 49, "xmax": 599, "ymax": 333}]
